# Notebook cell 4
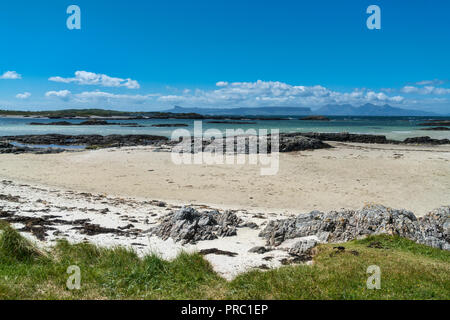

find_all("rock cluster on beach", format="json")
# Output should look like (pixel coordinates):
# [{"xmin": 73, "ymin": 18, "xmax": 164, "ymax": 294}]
[
  {"xmin": 259, "ymin": 204, "xmax": 450, "ymax": 251},
  {"xmin": 1, "ymin": 131, "xmax": 449, "ymax": 154},
  {"xmin": 0, "ymin": 141, "xmax": 65, "ymax": 154},
  {"xmin": 179, "ymin": 133, "xmax": 332, "ymax": 154},
  {"xmin": 149, "ymin": 207, "xmax": 242, "ymax": 244},
  {"xmin": 0, "ymin": 134, "xmax": 168, "ymax": 152}
]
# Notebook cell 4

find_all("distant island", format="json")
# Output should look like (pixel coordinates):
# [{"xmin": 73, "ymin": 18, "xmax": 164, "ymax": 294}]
[
  {"xmin": 166, "ymin": 105, "xmax": 312, "ymax": 116},
  {"xmin": 168, "ymin": 104, "xmax": 443, "ymax": 117},
  {"xmin": 0, "ymin": 103, "xmax": 446, "ymax": 119}
]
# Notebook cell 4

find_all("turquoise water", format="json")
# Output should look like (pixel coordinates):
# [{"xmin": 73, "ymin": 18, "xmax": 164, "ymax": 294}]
[
  {"xmin": 1, "ymin": 116, "xmax": 449, "ymax": 141},
  {"xmin": 9, "ymin": 141, "xmax": 86, "ymax": 150}
]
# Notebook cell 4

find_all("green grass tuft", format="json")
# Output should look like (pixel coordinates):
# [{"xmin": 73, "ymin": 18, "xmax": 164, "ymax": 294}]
[
  {"xmin": 0, "ymin": 223, "xmax": 43, "ymax": 262},
  {"xmin": 0, "ymin": 226, "xmax": 448, "ymax": 300}
]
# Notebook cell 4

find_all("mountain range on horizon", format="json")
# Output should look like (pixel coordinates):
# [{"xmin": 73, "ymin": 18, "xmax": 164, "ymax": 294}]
[{"xmin": 167, "ymin": 104, "xmax": 445, "ymax": 117}]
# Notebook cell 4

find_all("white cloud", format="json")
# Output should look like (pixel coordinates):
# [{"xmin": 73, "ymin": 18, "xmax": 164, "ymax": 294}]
[
  {"xmin": 415, "ymin": 79, "xmax": 445, "ymax": 86},
  {"xmin": 33, "ymin": 80, "xmax": 449, "ymax": 112},
  {"xmin": 401, "ymin": 85, "xmax": 450, "ymax": 95},
  {"xmin": 49, "ymin": 71, "xmax": 140, "ymax": 89},
  {"xmin": 0, "ymin": 71, "xmax": 22, "ymax": 80},
  {"xmin": 45, "ymin": 90, "xmax": 72, "ymax": 101},
  {"xmin": 157, "ymin": 80, "xmax": 405, "ymax": 107},
  {"xmin": 74, "ymin": 91, "xmax": 155, "ymax": 104},
  {"xmin": 16, "ymin": 92, "xmax": 31, "ymax": 99}
]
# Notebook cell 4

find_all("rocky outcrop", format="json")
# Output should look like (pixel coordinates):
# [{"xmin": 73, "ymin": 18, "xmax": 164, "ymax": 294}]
[
  {"xmin": 0, "ymin": 141, "xmax": 64, "ymax": 154},
  {"xmin": 29, "ymin": 120, "xmax": 142, "ymax": 126},
  {"xmin": 0, "ymin": 134, "xmax": 168, "ymax": 148},
  {"xmin": 299, "ymin": 116, "xmax": 330, "ymax": 121},
  {"xmin": 177, "ymin": 133, "xmax": 333, "ymax": 154},
  {"xmin": 149, "ymin": 207, "xmax": 242, "ymax": 244},
  {"xmin": 151, "ymin": 123, "xmax": 189, "ymax": 127},
  {"xmin": 422, "ymin": 127, "xmax": 450, "ymax": 131},
  {"xmin": 403, "ymin": 136, "xmax": 450, "ymax": 145},
  {"xmin": 259, "ymin": 205, "xmax": 450, "ymax": 251},
  {"xmin": 278, "ymin": 135, "xmax": 331, "ymax": 152},
  {"xmin": 294, "ymin": 132, "xmax": 394, "ymax": 144},
  {"xmin": 418, "ymin": 120, "xmax": 450, "ymax": 126},
  {"xmin": 290, "ymin": 132, "xmax": 450, "ymax": 145}
]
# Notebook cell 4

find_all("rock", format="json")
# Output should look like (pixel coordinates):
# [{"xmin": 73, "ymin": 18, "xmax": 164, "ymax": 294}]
[
  {"xmin": 299, "ymin": 116, "xmax": 330, "ymax": 121},
  {"xmin": 151, "ymin": 123, "xmax": 189, "ymax": 127},
  {"xmin": 79, "ymin": 120, "xmax": 112, "ymax": 126},
  {"xmin": 199, "ymin": 248, "xmax": 238, "ymax": 257},
  {"xmin": 149, "ymin": 207, "xmax": 242, "ymax": 244},
  {"xmin": 189, "ymin": 134, "xmax": 332, "ymax": 154},
  {"xmin": 288, "ymin": 238, "xmax": 318, "ymax": 256},
  {"xmin": 30, "ymin": 121, "xmax": 73, "ymax": 126},
  {"xmin": 421, "ymin": 127, "xmax": 450, "ymax": 131},
  {"xmin": 418, "ymin": 120, "xmax": 450, "ymax": 126},
  {"xmin": 207, "ymin": 121, "xmax": 257, "ymax": 124},
  {"xmin": 278, "ymin": 135, "xmax": 331, "ymax": 152},
  {"xmin": 294, "ymin": 132, "xmax": 392, "ymax": 144},
  {"xmin": 0, "ymin": 134, "xmax": 169, "ymax": 153},
  {"xmin": 248, "ymin": 246, "xmax": 272, "ymax": 254},
  {"xmin": 259, "ymin": 205, "xmax": 450, "ymax": 250},
  {"xmin": 403, "ymin": 136, "xmax": 450, "ymax": 145},
  {"xmin": 240, "ymin": 222, "xmax": 259, "ymax": 229},
  {"xmin": 29, "ymin": 120, "xmax": 124, "ymax": 126}
]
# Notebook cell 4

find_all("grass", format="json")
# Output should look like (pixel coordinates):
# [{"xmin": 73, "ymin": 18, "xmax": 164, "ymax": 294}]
[{"xmin": 0, "ymin": 222, "xmax": 448, "ymax": 300}]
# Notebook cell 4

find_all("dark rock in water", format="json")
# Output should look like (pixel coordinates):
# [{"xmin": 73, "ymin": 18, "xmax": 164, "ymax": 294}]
[
  {"xmin": 30, "ymin": 121, "xmax": 73, "ymax": 126},
  {"xmin": 279, "ymin": 135, "xmax": 332, "ymax": 152},
  {"xmin": 149, "ymin": 207, "xmax": 242, "ymax": 244},
  {"xmin": 421, "ymin": 127, "xmax": 450, "ymax": 131},
  {"xmin": 79, "ymin": 120, "xmax": 111, "ymax": 126},
  {"xmin": 418, "ymin": 120, "xmax": 450, "ymax": 126},
  {"xmin": 299, "ymin": 116, "xmax": 330, "ymax": 121},
  {"xmin": 151, "ymin": 123, "xmax": 189, "ymax": 127},
  {"xmin": 293, "ymin": 132, "xmax": 450, "ymax": 145},
  {"xmin": 259, "ymin": 205, "xmax": 450, "ymax": 251},
  {"xmin": 403, "ymin": 136, "xmax": 450, "ymax": 145},
  {"xmin": 0, "ymin": 141, "xmax": 63, "ymax": 154},
  {"xmin": 181, "ymin": 133, "xmax": 332, "ymax": 154},
  {"xmin": 0, "ymin": 134, "xmax": 169, "ymax": 151},
  {"xmin": 29, "ymin": 120, "xmax": 123, "ymax": 126},
  {"xmin": 207, "ymin": 121, "xmax": 257, "ymax": 124},
  {"xmin": 295, "ymin": 132, "xmax": 393, "ymax": 144}
]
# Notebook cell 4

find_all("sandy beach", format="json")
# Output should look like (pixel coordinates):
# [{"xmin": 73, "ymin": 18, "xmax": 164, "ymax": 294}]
[
  {"xmin": 1, "ymin": 141, "xmax": 449, "ymax": 279},
  {"xmin": 1, "ymin": 141, "xmax": 449, "ymax": 216}
]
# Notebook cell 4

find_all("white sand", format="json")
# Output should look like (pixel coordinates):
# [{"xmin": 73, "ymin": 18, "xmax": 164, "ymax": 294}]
[{"xmin": 1, "ymin": 142, "xmax": 449, "ymax": 216}]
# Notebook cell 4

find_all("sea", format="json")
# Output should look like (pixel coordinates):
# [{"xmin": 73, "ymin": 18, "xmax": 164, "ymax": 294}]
[{"xmin": 1, "ymin": 116, "xmax": 449, "ymax": 141}]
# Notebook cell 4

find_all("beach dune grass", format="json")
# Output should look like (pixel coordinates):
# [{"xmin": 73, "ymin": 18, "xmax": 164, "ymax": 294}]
[{"xmin": 0, "ymin": 222, "xmax": 448, "ymax": 300}]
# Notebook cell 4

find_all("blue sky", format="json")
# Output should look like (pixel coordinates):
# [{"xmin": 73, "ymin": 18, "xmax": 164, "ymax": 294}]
[{"xmin": 0, "ymin": 0, "xmax": 449, "ymax": 113}]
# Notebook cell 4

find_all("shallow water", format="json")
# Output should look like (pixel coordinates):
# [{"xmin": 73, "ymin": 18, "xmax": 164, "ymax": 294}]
[
  {"xmin": 9, "ymin": 141, "xmax": 86, "ymax": 150},
  {"xmin": 1, "ymin": 116, "xmax": 449, "ymax": 141}
]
